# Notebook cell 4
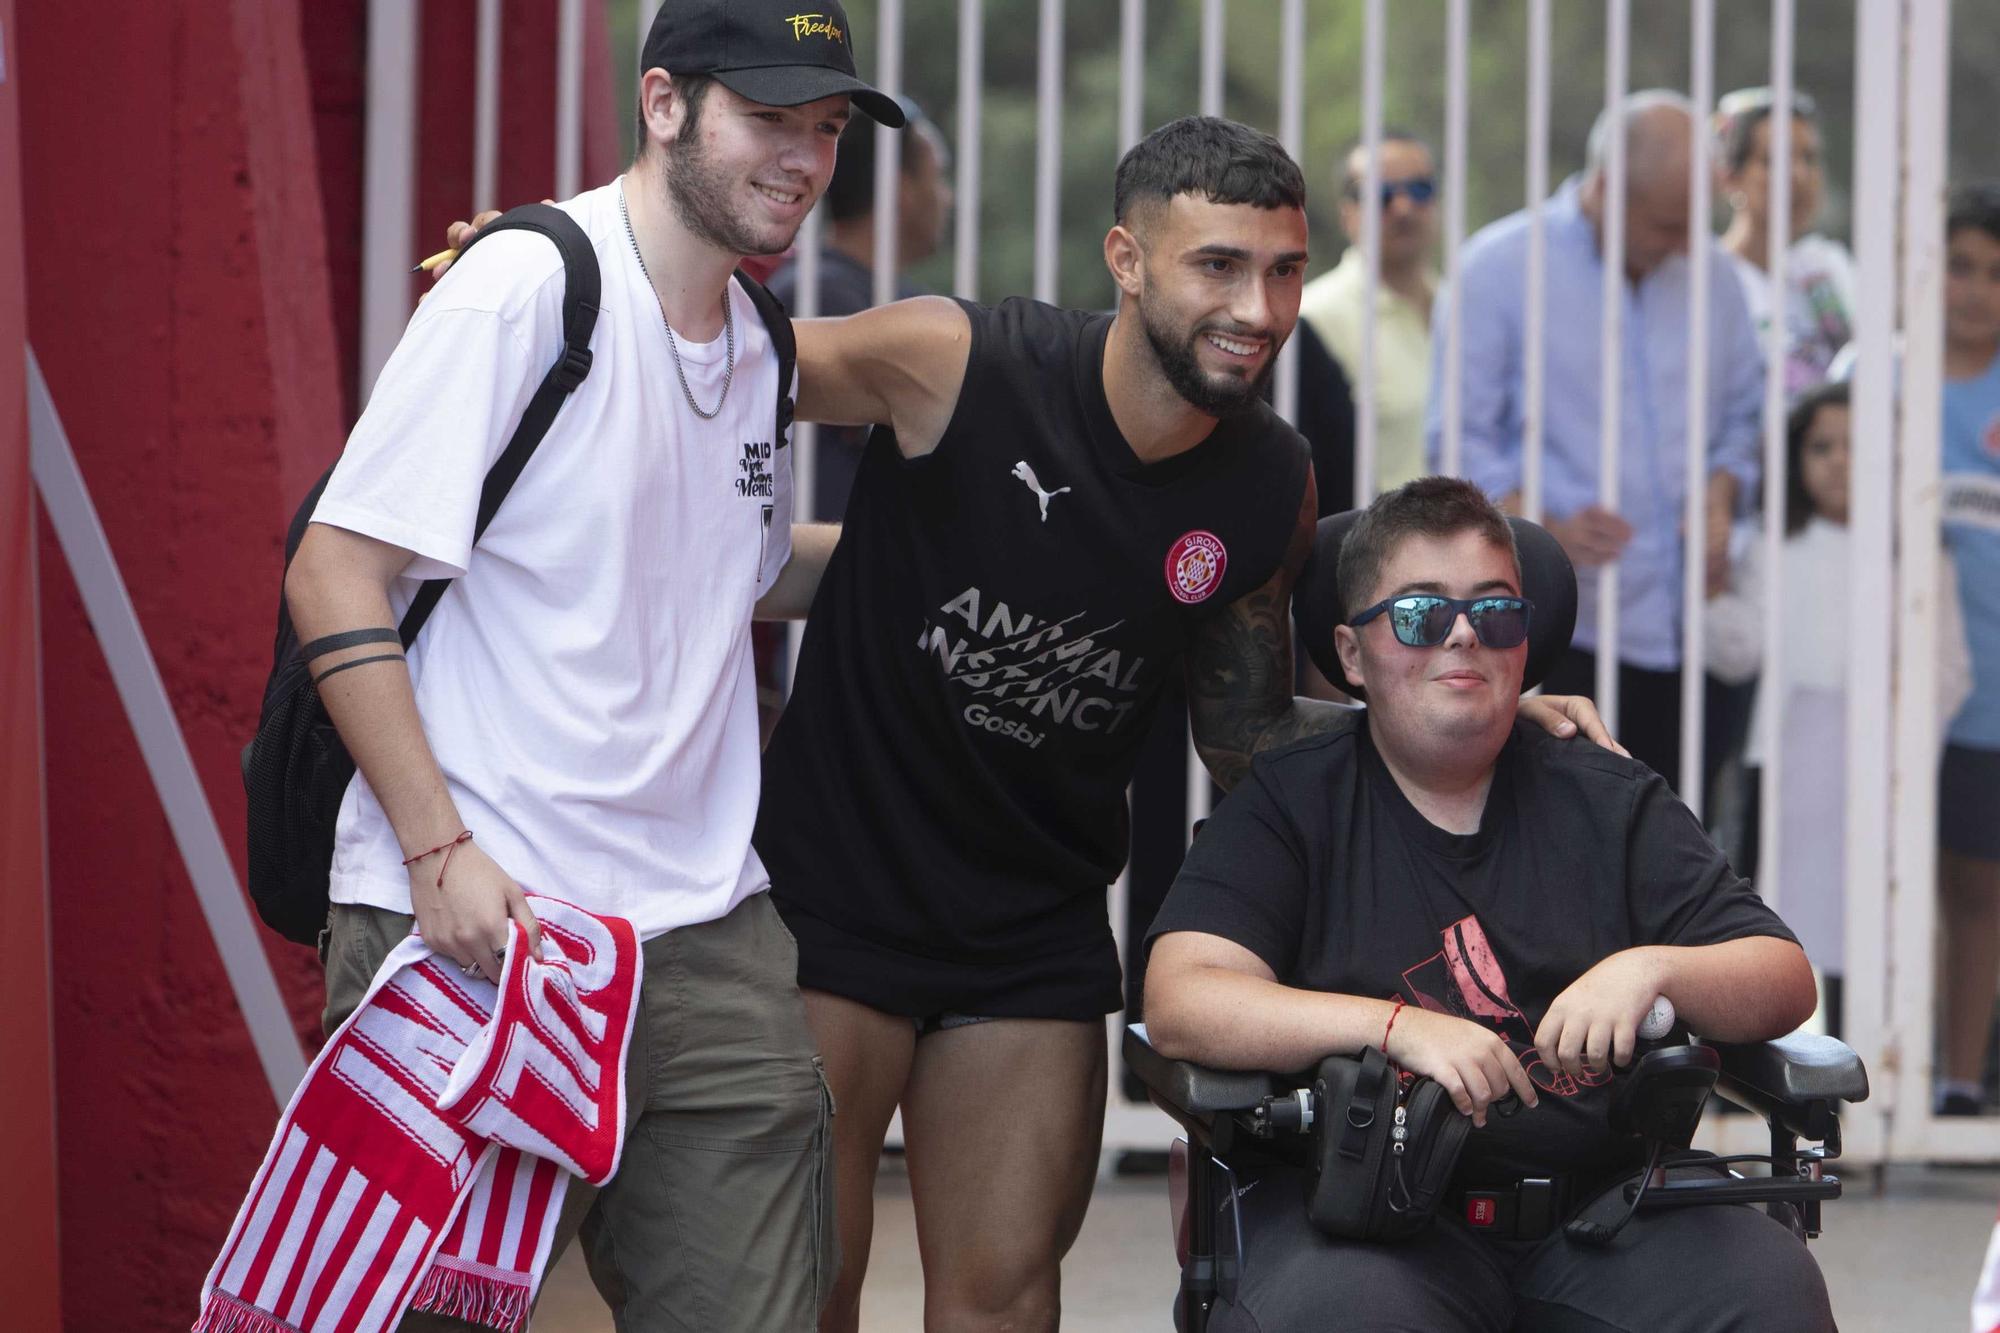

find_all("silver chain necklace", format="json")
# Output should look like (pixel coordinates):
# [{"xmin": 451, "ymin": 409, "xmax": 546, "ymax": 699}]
[{"xmin": 619, "ymin": 181, "xmax": 734, "ymax": 420}]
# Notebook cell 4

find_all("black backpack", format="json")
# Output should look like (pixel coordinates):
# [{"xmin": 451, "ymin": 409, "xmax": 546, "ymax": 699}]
[{"xmin": 242, "ymin": 203, "xmax": 798, "ymax": 945}]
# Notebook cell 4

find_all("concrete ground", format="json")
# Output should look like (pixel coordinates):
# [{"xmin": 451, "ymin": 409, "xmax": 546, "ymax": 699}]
[{"xmin": 533, "ymin": 1160, "xmax": 1999, "ymax": 1330}]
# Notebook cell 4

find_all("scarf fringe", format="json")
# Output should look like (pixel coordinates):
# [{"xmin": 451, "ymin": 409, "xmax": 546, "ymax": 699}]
[
  {"xmin": 409, "ymin": 1262, "xmax": 533, "ymax": 1333},
  {"xmin": 192, "ymin": 1291, "xmax": 301, "ymax": 1333}
]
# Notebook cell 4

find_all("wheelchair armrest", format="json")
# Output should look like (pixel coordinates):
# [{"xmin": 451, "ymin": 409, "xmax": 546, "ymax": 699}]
[
  {"xmin": 1124, "ymin": 1024, "xmax": 1279, "ymax": 1136},
  {"xmin": 1704, "ymin": 1031, "xmax": 1869, "ymax": 1144}
]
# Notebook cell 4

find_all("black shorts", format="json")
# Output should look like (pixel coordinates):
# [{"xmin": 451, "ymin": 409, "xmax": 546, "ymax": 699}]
[
  {"xmin": 773, "ymin": 896, "xmax": 1126, "ymax": 1023},
  {"xmin": 1941, "ymin": 743, "xmax": 2000, "ymax": 860}
]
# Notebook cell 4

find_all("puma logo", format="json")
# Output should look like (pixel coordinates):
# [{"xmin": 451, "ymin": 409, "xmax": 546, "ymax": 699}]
[{"xmin": 1011, "ymin": 460, "xmax": 1071, "ymax": 523}]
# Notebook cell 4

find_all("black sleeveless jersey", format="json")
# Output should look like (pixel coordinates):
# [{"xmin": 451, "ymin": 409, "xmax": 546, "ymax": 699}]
[{"xmin": 756, "ymin": 297, "xmax": 1310, "ymax": 1003}]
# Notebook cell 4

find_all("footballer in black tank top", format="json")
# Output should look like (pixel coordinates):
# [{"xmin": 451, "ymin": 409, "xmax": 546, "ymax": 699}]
[{"xmin": 757, "ymin": 296, "xmax": 1310, "ymax": 1020}]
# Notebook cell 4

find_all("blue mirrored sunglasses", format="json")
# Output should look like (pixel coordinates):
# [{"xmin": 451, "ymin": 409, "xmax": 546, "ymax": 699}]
[
  {"xmin": 1346, "ymin": 177, "xmax": 1437, "ymax": 208},
  {"xmin": 1349, "ymin": 594, "xmax": 1533, "ymax": 650}
]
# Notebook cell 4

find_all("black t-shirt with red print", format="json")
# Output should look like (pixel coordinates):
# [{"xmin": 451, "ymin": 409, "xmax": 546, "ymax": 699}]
[{"xmin": 1147, "ymin": 712, "xmax": 1797, "ymax": 1186}]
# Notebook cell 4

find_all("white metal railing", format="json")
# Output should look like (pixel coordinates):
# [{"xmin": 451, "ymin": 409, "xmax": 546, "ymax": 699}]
[
  {"xmin": 358, "ymin": 0, "xmax": 419, "ymax": 404},
  {"xmin": 357, "ymin": 0, "xmax": 1966, "ymax": 1165},
  {"xmin": 1354, "ymin": 0, "xmax": 1384, "ymax": 505},
  {"xmin": 1679, "ymin": 0, "xmax": 1714, "ymax": 818},
  {"xmin": 1757, "ymin": 0, "xmax": 1797, "ymax": 908},
  {"xmin": 1889, "ymin": 0, "xmax": 1953, "ymax": 1159},
  {"xmin": 1438, "ymin": 0, "xmax": 1468, "ymax": 481},
  {"xmin": 1842, "ymin": 0, "xmax": 1900, "ymax": 1167},
  {"xmin": 1521, "ymin": 0, "xmax": 1551, "ymax": 524}
]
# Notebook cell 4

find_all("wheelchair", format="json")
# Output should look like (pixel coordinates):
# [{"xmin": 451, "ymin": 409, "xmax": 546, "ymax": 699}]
[{"xmin": 1130, "ymin": 511, "xmax": 1872, "ymax": 1332}]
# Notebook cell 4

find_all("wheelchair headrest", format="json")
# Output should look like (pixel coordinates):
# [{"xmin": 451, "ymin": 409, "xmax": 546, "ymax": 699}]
[{"xmin": 1292, "ymin": 511, "xmax": 1577, "ymax": 699}]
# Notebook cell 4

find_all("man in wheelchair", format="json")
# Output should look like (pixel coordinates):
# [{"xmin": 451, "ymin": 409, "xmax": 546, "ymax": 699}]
[{"xmin": 1142, "ymin": 478, "xmax": 1836, "ymax": 1331}]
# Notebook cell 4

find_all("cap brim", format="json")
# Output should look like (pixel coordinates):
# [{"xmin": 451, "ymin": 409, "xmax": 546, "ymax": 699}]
[{"xmin": 712, "ymin": 66, "xmax": 906, "ymax": 128}]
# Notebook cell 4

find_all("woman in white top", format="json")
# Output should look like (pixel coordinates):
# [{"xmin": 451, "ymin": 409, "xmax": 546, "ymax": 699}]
[
  {"xmin": 1708, "ymin": 383, "xmax": 1972, "ymax": 1027},
  {"xmin": 1717, "ymin": 87, "xmax": 1857, "ymax": 395}
]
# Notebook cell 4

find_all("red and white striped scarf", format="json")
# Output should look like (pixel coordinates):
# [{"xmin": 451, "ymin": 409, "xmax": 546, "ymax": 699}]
[{"xmin": 193, "ymin": 895, "xmax": 640, "ymax": 1333}]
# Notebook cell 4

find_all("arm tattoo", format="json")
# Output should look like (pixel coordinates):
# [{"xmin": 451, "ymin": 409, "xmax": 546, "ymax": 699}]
[
  {"xmin": 312, "ymin": 652, "xmax": 407, "ymax": 687},
  {"xmin": 1183, "ymin": 476, "xmax": 1350, "ymax": 791},
  {"xmin": 299, "ymin": 626, "xmax": 400, "ymax": 662},
  {"xmin": 1183, "ymin": 578, "xmax": 1354, "ymax": 790}
]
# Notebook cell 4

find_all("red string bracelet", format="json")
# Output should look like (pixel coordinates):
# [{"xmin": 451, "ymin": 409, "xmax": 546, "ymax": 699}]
[
  {"xmin": 1381, "ymin": 995, "xmax": 1407, "ymax": 1055},
  {"xmin": 402, "ymin": 829, "xmax": 473, "ymax": 889}
]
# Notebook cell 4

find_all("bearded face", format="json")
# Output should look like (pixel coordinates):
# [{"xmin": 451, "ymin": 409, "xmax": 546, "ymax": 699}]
[
  {"xmin": 1136, "ymin": 278, "xmax": 1280, "ymax": 419},
  {"xmin": 656, "ymin": 83, "xmax": 845, "ymax": 259},
  {"xmin": 1121, "ymin": 194, "xmax": 1308, "ymax": 420}
]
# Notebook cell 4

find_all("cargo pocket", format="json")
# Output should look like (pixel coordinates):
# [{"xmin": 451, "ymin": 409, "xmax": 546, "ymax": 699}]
[{"xmin": 810, "ymin": 1054, "xmax": 839, "ymax": 1314}]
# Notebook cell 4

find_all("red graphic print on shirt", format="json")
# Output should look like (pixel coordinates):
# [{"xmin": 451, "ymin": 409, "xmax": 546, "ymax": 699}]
[{"xmin": 1400, "ymin": 913, "xmax": 1611, "ymax": 1098}]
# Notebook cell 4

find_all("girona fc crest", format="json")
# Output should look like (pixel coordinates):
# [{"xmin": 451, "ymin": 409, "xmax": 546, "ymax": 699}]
[{"xmin": 1165, "ymin": 530, "xmax": 1227, "ymax": 604}]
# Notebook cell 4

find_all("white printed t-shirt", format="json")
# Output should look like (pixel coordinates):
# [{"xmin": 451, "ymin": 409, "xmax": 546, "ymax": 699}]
[{"xmin": 313, "ymin": 179, "xmax": 793, "ymax": 940}]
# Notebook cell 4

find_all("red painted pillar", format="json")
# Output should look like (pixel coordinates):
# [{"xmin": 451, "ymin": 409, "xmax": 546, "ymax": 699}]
[
  {"xmin": 0, "ymin": 1, "xmax": 62, "ymax": 1326},
  {"xmin": 20, "ymin": 0, "xmax": 341, "ymax": 1324}
]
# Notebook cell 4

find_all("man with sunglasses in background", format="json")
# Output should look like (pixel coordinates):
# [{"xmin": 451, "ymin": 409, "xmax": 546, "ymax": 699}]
[
  {"xmin": 1299, "ymin": 132, "xmax": 1441, "ymax": 497},
  {"xmin": 1145, "ymin": 477, "xmax": 1829, "ymax": 1332}
]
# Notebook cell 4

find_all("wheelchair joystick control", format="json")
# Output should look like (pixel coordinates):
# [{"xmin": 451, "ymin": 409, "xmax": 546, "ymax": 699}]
[{"xmin": 1638, "ymin": 995, "xmax": 1675, "ymax": 1045}]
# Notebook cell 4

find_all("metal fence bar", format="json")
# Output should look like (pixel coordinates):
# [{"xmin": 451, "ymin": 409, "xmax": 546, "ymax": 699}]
[
  {"xmin": 871, "ymin": 0, "xmax": 904, "ymax": 310},
  {"xmin": 1754, "ymin": 0, "xmax": 1795, "ymax": 898},
  {"xmin": 555, "ymin": 0, "xmax": 583, "ymax": 200},
  {"xmin": 1354, "ymin": 0, "xmax": 1384, "ymax": 503},
  {"xmin": 1521, "ymin": 0, "xmax": 1550, "ymax": 522},
  {"xmin": 1889, "ymin": 0, "xmax": 1952, "ymax": 1155},
  {"xmin": 1592, "ymin": 0, "xmax": 1628, "ymax": 730},
  {"xmin": 1438, "ymin": 0, "xmax": 1469, "ymax": 479},
  {"xmin": 1273, "ymin": 0, "xmax": 1304, "ymax": 426},
  {"xmin": 1033, "ymin": 0, "xmax": 1062, "ymax": 305},
  {"xmin": 1679, "ymin": 0, "xmax": 1714, "ymax": 819},
  {"xmin": 637, "ymin": 0, "xmax": 658, "ymax": 68},
  {"xmin": 957, "ymin": 0, "xmax": 985, "ymax": 300},
  {"xmin": 1840, "ymin": 0, "xmax": 1900, "ymax": 1164},
  {"xmin": 474, "ymin": 0, "xmax": 500, "ymax": 215},
  {"xmin": 1108, "ymin": 0, "xmax": 1148, "ymax": 1133},
  {"xmin": 784, "ymin": 204, "xmax": 823, "ymax": 695},
  {"xmin": 1118, "ymin": 0, "xmax": 1144, "ymax": 155},
  {"xmin": 1186, "ymin": 0, "xmax": 1233, "ymax": 835},
  {"xmin": 1200, "ymin": 0, "xmax": 1225, "ymax": 117},
  {"xmin": 359, "ymin": 0, "xmax": 419, "ymax": 405},
  {"xmin": 27, "ymin": 351, "xmax": 307, "ymax": 1104}
]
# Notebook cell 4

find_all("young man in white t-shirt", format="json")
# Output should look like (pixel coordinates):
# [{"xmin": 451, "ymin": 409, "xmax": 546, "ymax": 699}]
[{"xmin": 282, "ymin": 2, "xmax": 902, "ymax": 1326}]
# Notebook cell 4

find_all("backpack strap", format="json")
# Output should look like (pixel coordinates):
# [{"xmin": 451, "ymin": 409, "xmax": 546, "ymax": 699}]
[
  {"xmin": 397, "ymin": 203, "xmax": 602, "ymax": 648},
  {"xmin": 734, "ymin": 267, "xmax": 797, "ymax": 449}
]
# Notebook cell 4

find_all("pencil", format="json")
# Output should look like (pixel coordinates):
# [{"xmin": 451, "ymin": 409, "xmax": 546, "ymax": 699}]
[{"xmin": 410, "ymin": 248, "xmax": 459, "ymax": 274}]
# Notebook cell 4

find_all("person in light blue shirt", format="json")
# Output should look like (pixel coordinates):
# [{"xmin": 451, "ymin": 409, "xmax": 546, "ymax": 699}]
[
  {"xmin": 1428, "ymin": 91, "xmax": 1765, "ymax": 792},
  {"xmin": 1936, "ymin": 182, "xmax": 2000, "ymax": 1115}
]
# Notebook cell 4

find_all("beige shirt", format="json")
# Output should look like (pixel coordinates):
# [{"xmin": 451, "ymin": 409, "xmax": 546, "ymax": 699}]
[{"xmin": 1298, "ymin": 247, "xmax": 1434, "ymax": 494}]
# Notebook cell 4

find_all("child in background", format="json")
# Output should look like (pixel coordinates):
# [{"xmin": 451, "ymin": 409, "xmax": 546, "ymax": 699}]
[
  {"xmin": 1939, "ymin": 184, "xmax": 2000, "ymax": 1115},
  {"xmin": 1706, "ymin": 382, "xmax": 1970, "ymax": 1037},
  {"xmin": 1717, "ymin": 86, "xmax": 1856, "ymax": 394}
]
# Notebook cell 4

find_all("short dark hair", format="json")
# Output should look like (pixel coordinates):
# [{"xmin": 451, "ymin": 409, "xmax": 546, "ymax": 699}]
[
  {"xmin": 823, "ymin": 97, "xmax": 932, "ymax": 223},
  {"xmin": 1948, "ymin": 182, "xmax": 2000, "ymax": 246},
  {"xmin": 633, "ymin": 72, "xmax": 716, "ymax": 165},
  {"xmin": 1339, "ymin": 128, "xmax": 1431, "ymax": 196},
  {"xmin": 1785, "ymin": 380, "xmax": 1849, "ymax": 536},
  {"xmin": 1716, "ymin": 86, "xmax": 1818, "ymax": 174},
  {"xmin": 1113, "ymin": 115, "xmax": 1306, "ymax": 229},
  {"xmin": 1337, "ymin": 476, "xmax": 1521, "ymax": 617}
]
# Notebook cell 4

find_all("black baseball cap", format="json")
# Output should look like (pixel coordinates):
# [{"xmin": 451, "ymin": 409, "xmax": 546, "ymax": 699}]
[{"xmin": 642, "ymin": 0, "xmax": 906, "ymax": 129}]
